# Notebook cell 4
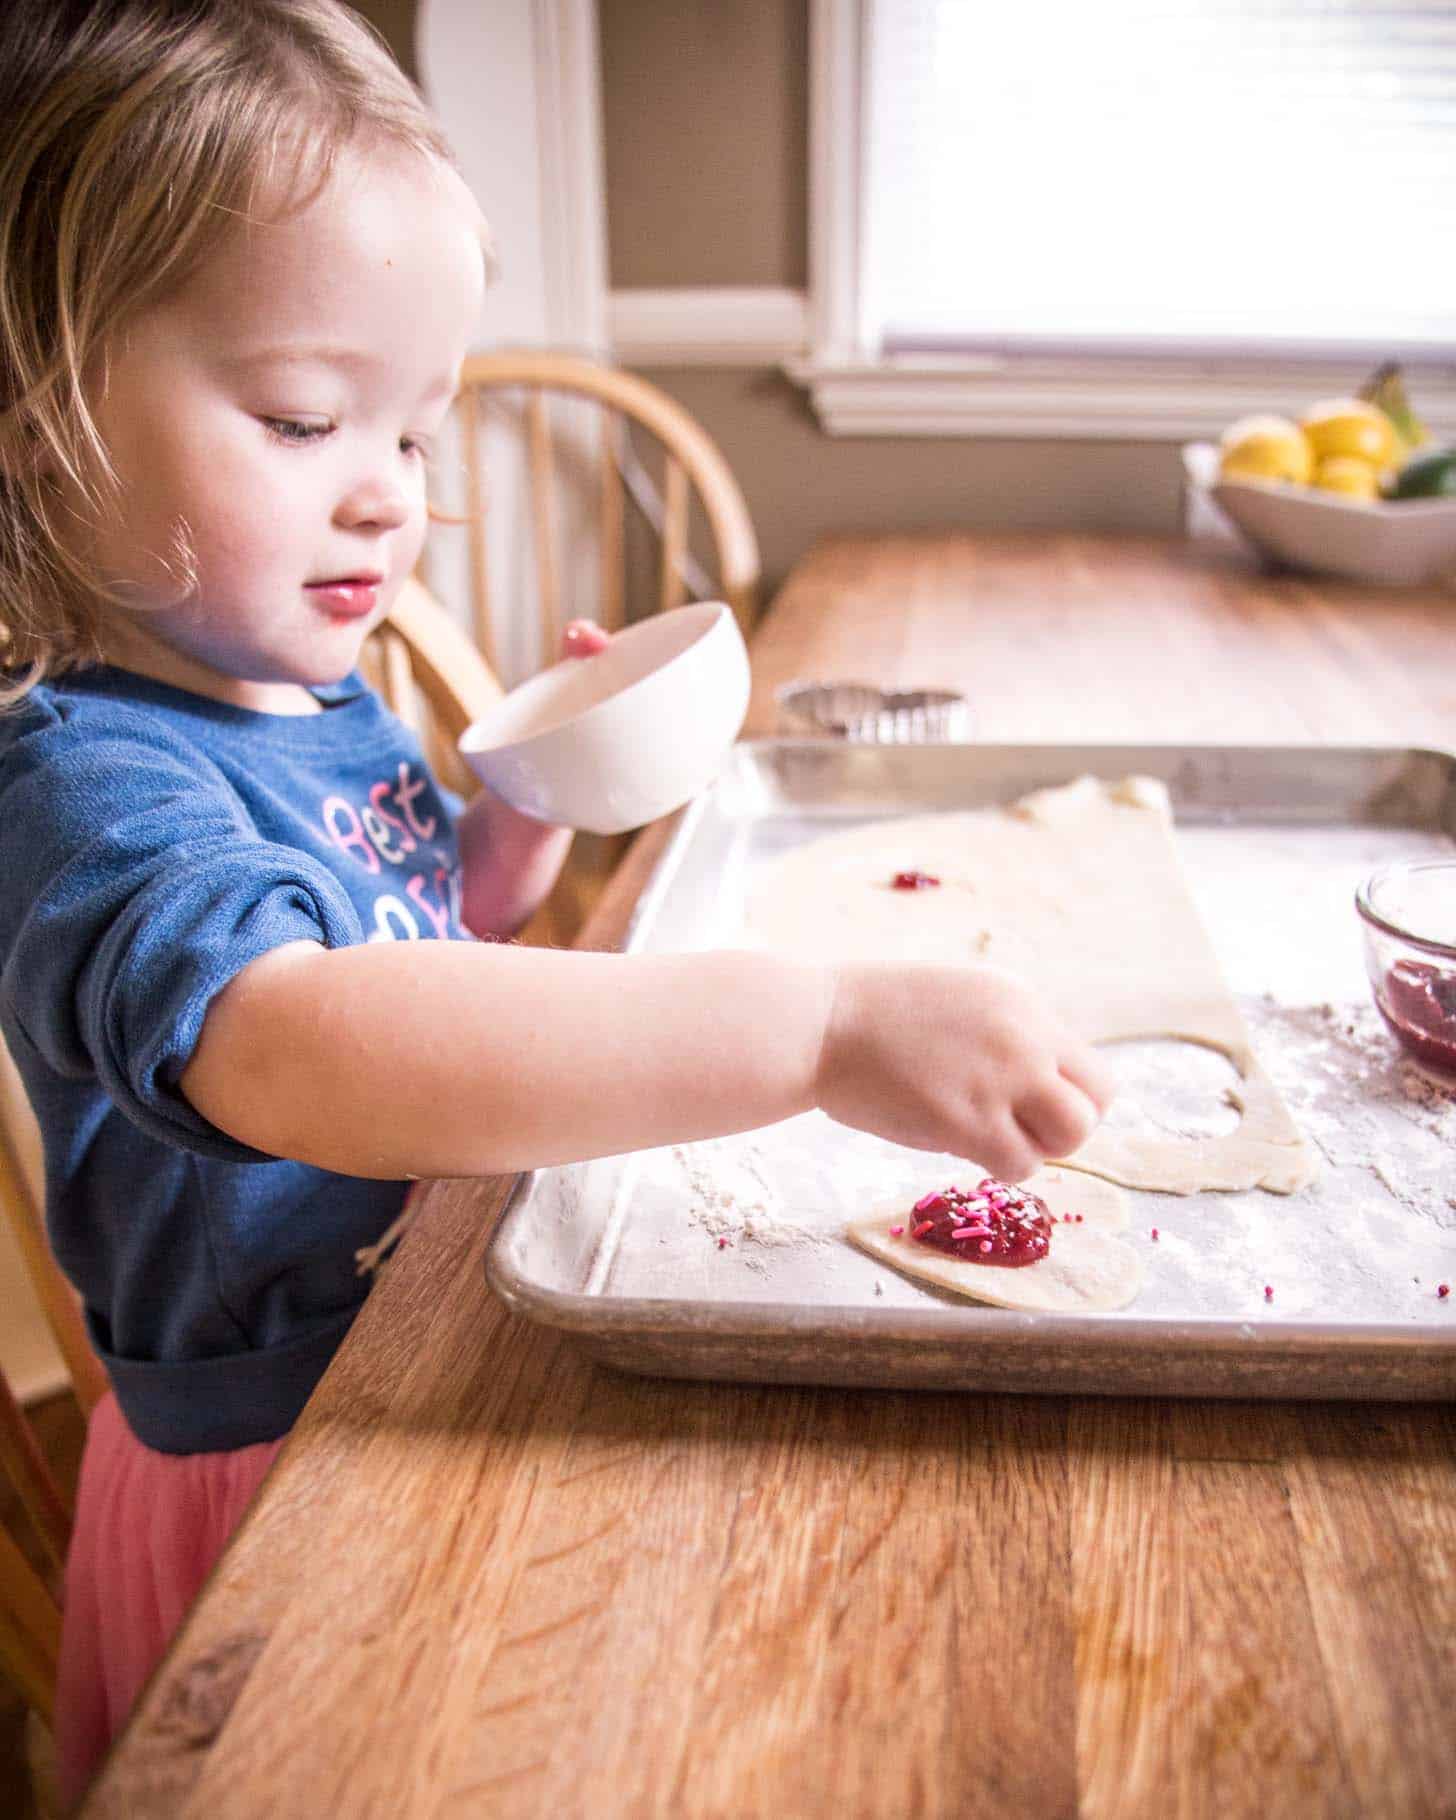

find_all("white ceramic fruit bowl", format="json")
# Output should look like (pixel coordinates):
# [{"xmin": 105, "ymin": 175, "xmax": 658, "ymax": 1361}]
[
  {"xmin": 1186, "ymin": 443, "xmax": 1456, "ymax": 587},
  {"xmin": 458, "ymin": 601, "xmax": 751, "ymax": 834}
]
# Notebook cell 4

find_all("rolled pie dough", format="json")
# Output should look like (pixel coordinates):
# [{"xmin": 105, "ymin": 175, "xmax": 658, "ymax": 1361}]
[
  {"xmin": 847, "ymin": 1165, "xmax": 1143, "ymax": 1312},
  {"xmin": 746, "ymin": 775, "xmax": 1316, "ymax": 1196}
]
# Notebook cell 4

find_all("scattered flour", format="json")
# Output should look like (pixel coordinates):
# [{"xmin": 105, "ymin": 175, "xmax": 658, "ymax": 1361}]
[
  {"xmin": 1247, "ymin": 995, "xmax": 1454, "ymax": 1230},
  {"xmin": 671, "ymin": 1139, "xmax": 826, "ymax": 1250},
  {"xmin": 1400, "ymin": 1060, "xmax": 1456, "ymax": 1120}
]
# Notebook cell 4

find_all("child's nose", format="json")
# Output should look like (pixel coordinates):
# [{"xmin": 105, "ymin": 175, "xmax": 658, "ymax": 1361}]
[{"xmin": 335, "ymin": 479, "xmax": 411, "ymax": 532}]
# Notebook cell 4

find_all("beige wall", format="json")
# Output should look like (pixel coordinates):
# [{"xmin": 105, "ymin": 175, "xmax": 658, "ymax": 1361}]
[
  {"xmin": 348, "ymin": 0, "xmax": 419, "ymax": 81},
  {"xmin": 601, "ymin": 0, "xmax": 807, "ymax": 288},
  {"xmin": 635, "ymin": 369, "xmax": 1180, "ymax": 592},
  {"xmin": 352, "ymin": 1, "xmax": 1183, "ymax": 597}
]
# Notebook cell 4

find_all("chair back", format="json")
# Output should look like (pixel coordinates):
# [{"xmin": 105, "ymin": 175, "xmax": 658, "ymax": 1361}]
[
  {"xmin": 445, "ymin": 353, "xmax": 760, "ymax": 677},
  {"xmin": 360, "ymin": 575, "xmax": 504, "ymax": 801},
  {"xmin": 0, "ymin": 1048, "xmax": 108, "ymax": 1419},
  {"xmin": 0, "ymin": 1362, "xmax": 69, "ymax": 1726}
]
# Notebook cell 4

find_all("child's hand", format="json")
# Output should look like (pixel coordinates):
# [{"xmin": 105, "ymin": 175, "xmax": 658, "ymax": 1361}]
[
  {"xmin": 815, "ymin": 963, "xmax": 1114, "ymax": 1181},
  {"xmin": 562, "ymin": 619, "xmax": 610, "ymax": 659}
]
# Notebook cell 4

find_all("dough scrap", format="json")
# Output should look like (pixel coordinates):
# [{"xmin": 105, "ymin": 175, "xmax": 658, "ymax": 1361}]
[
  {"xmin": 847, "ymin": 1166, "xmax": 1144, "ymax": 1312},
  {"xmin": 746, "ymin": 775, "xmax": 1317, "ymax": 1196}
]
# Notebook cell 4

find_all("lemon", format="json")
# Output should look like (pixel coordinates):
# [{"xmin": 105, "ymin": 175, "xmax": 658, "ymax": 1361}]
[
  {"xmin": 1218, "ymin": 415, "xmax": 1313, "ymax": 486},
  {"xmin": 1299, "ymin": 398, "xmax": 1397, "ymax": 469},
  {"xmin": 1311, "ymin": 455, "xmax": 1381, "ymax": 500}
]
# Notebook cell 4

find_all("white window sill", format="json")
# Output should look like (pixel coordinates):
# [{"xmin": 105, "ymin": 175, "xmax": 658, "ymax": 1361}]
[
  {"xmin": 604, "ymin": 286, "xmax": 1456, "ymax": 444},
  {"xmin": 785, "ymin": 354, "xmax": 1456, "ymax": 442}
]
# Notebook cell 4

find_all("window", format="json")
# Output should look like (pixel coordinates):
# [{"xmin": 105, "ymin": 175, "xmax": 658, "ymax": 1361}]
[{"xmin": 798, "ymin": 0, "xmax": 1456, "ymax": 437}]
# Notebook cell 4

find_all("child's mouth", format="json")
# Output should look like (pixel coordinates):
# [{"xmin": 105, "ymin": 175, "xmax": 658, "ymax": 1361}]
[{"xmin": 306, "ymin": 576, "xmax": 382, "ymax": 619}]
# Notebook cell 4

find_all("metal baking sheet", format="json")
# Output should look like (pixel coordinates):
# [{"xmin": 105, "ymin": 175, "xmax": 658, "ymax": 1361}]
[{"xmin": 485, "ymin": 743, "xmax": 1456, "ymax": 1401}]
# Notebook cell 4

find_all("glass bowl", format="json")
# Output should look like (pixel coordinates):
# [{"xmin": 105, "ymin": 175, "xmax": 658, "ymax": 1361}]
[{"xmin": 1355, "ymin": 861, "xmax": 1456, "ymax": 1078}]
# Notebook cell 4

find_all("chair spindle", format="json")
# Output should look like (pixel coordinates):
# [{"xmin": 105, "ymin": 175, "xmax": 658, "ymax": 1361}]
[
  {"xmin": 526, "ymin": 390, "xmax": 561, "ymax": 663},
  {"xmin": 597, "ymin": 410, "xmax": 625, "ymax": 633},
  {"xmin": 659, "ymin": 456, "xmax": 688, "ymax": 616},
  {"xmin": 458, "ymin": 385, "xmax": 498, "ymax": 675}
]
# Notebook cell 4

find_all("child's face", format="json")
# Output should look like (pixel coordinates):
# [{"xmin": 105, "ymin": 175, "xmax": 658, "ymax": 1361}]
[{"xmin": 75, "ymin": 140, "xmax": 486, "ymax": 711}]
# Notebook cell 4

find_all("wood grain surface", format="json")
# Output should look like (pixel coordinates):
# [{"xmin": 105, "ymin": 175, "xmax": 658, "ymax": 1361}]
[{"xmin": 84, "ymin": 535, "xmax": 1456, "ymax": 1819}]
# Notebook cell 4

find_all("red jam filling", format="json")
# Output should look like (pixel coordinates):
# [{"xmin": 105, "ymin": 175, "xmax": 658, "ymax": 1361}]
[
  {"xmin": 905, "ymin": 1179, "xmax": 1052, "ymax": 1269},
  {"xmin": 892, "ymin": 870, "xmax": 941, "ymax": 891},
  {"xmin": 1379, "ymin": 959, "xmax": 1456, "ymax": 1079}
]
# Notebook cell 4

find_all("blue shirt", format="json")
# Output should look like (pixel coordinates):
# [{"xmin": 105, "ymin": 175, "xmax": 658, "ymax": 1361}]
[{"xmin": 0, "ymin": 665, "xmax": 472, "ymax": 1452}]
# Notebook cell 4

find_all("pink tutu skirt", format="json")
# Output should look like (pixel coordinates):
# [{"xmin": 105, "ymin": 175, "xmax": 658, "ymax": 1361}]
[{"xmin": 56, "ymin": 1391, "xmax": 283, "ymax": 1809}]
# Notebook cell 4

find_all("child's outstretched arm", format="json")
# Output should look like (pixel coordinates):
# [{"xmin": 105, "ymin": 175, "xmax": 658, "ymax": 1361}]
[{"xmin": 181, "ymin": 941, "xmax": 1112, "ymax": 1183}]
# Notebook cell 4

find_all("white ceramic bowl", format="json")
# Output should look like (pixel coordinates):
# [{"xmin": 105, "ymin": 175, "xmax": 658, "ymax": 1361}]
[
  {"xmin": 458, "ymin": 601, "xmax": 751, "ymax": 833},
  {"xmin": 1199, "ymin": 452, "xmax": 1456, "ymax": 588}
]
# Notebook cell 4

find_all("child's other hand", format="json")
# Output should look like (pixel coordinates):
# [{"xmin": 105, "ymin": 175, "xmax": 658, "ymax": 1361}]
[
  {"xmin": 815, "ymin": 963, "xmax": 1115, "ymax": 1181},
  {"xmin": 562, "ymin": 619, "xmax": 610, "ymax": 659}
]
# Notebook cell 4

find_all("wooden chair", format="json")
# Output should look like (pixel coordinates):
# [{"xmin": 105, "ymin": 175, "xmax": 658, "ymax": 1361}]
[
  {"xmin": 0, "ymin": 1131, "xmax": 75, "ymax": 1814},
  {"xmin": 0, "ymin": 1359, "xmax": 69, "ymax": 1817},
  {"xmin": 448, "ymin": 351, "xmax": 761, "ymax": 676},
  {"xmin": 441, "ymin": 354, "xmax": 761, "ymax": 941},
  {"xmin": 0, "ymin": 1364, "xmax": 68, "ymax": 1730},
  {"xmin": 360, "ymin": 574, "xmax": 503, "ymax": 802},
  {"xmin": 0, "ymin": 1055, "xmax": 108, "ymax": 1424}
]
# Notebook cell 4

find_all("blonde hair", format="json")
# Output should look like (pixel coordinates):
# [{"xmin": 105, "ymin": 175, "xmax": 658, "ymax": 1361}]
[{"xmin": 0, "ymin": 0, "xmax": 457, "ymax": 703}]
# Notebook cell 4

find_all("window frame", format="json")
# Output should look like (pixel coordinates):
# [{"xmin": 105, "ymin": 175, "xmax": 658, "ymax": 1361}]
[{"xmin": 791, "ymin": 0, "xmax": 1456, "ymax": 441}]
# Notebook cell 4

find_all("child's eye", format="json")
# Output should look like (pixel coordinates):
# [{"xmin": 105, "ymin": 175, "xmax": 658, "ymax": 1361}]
[
  {"xmin": 262, "ymin": 417, "xmax": 332, "ymax": 446},
  {"xmin": 401, "ymin": 435, "xmax": 432, "ymax": 460}
]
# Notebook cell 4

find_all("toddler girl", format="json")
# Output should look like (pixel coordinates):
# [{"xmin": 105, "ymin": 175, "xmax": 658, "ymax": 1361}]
[{"xmin": 0, "ymin": 0, "xmax": 1112, "ymax": 1802}]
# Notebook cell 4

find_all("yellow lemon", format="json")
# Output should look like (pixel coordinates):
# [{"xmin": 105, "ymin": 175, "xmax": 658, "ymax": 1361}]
[
  {"xmin": 1299, "ymin": 397, "xmax": 1398, "ymax": 468},
  {"xmin": 1311, "ymin": 454, "xmax": 1381, "ymax": 500},
  {"xmin": 1218, "ymin": 415, "xmax": 1313, "ymax": 486}
]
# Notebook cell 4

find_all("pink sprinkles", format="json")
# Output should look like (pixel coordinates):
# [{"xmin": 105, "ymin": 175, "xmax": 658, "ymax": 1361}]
[
  {"xmin": 889, "ymin": 1224, "xmax": 905, "ymax": 1238},
  {"xmin": 901, "ymin": 1177, "xmax": 1052, "ymax": 1268},
  {"xmin": 1264, "ymin": 1285, "xmax": 1274, "ymax": 1301}
]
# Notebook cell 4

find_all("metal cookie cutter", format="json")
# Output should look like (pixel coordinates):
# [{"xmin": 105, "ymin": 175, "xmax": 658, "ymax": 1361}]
[{"xmin": 775, "ymin": 681, "xmax": 972, "ymax": 743}]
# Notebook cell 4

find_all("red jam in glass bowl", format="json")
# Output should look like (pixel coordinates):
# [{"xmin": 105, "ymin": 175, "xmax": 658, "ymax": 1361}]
[
  {"xmin": 1376, "ymin": 959, "xmax": 1456, "ymax": 1077},
  {"xmin": 1357, "ymin": 862, "xmax": 1456, "ymax": 1080}
]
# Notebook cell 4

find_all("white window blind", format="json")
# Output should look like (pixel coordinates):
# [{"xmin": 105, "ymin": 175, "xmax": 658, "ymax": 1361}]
[{"xmin": 862, "ymin": 0, "xmax": 1456, "ymax": 359}]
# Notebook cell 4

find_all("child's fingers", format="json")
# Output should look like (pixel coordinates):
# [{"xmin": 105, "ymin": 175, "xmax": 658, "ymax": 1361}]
[
  {"xmin": 1015, "ymin": 1073, "xmax": 1100, "ymax": 1161},
  {"xmin": 1059, "ymin": 1044, "xmax": 1117, "ymax": 1115},
  {"xmin": 977, "ymin": 1114, "xmax": 1042, "ymax": 1185},
  {"xmin": 561, "ymin": 618, "xmax": 610, "ymax": 659}
]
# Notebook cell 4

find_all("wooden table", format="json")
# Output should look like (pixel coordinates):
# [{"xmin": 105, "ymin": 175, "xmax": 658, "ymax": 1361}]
[{"xmin": 87, "ymin": 536, "xmax": 1456, "ymax": 1819}]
